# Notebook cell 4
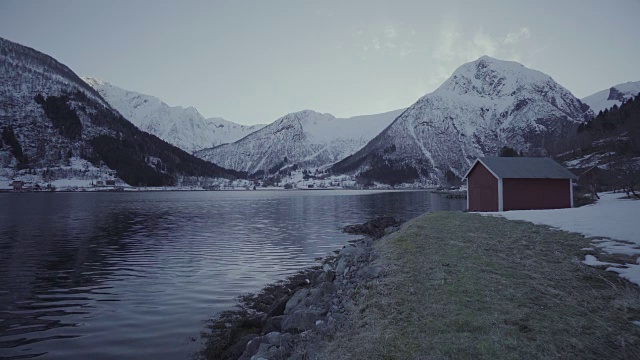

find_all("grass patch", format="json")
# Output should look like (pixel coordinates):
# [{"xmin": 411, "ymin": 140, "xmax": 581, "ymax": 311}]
[{"xmin": 313, "ymin": 212, "xmax": 640, "ymax": 359}]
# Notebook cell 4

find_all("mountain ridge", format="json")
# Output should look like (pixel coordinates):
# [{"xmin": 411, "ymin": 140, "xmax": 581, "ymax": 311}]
[
  {"xmin": 82, "ymin": 77, "xmax": 266, "ymax": 153},
  {"xmin": 194, "ymin": 107, "xmax": 406, "ymax": 175},
  {"xmin": 581, "ymin": 81, "xmax": 640, "ymax": 115}
]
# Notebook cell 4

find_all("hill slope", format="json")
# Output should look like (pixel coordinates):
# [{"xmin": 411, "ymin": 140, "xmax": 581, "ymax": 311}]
[
  {"xmin": 331, "ymin": 56, "xmax": 593, "ymax": 185},
  {"xmin": 0, "ymin": 37, "xmax": 241, "ymax": 186}
]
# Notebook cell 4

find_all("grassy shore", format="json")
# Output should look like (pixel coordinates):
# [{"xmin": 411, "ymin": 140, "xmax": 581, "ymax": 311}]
[{"xmin": 312, "ymin": 212, "xmax": 640, "ymax": 359}]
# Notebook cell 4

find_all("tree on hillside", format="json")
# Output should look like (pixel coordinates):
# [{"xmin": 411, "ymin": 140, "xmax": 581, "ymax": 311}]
[
  {"xmin": 499, "ymin": 146, "xmax": 521, "ymax": 157},
  {"xmin": 574, "ymin": 93, "xmax": 640, "ymax": 197},
  {"xmin": 1, "ymin": 126, "xmax": 28, "ymax": 168}
]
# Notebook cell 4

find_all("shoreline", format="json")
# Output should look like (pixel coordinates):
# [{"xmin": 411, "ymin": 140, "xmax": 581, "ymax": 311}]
[
  {"xmin": 0, "ymin": 187, "xmax": 436, "ymax": 194},
  {"xmin": 198, "ymin": 210, "xmax": 640, "ymax": 360},
  {"xmin": 196, "ymin": 217, "xmax": 403, "ymax": 360}
]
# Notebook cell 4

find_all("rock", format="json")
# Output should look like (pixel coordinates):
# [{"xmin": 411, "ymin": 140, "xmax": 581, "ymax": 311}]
[
  {"xmin": 343, "ymin": 216, "xmax": 404, "ymax": 238},
  {"xmin": 262, "ymin": 315, "xmax": 284, "ymax": 333},
  {"xmin": 279, "ymin": 333, "xmax": 294, "ymax": 351},
  {"xmin": 384, "ymin": 226, "xmax": 400, "ymax": 235},
  {"xmin": 240, "ymin": 314, "xmax": 263, "ymax": 329},
  {"xmin": 266, "ymin": 294, "xmax": 290, "ymax": 318},
  {"xmin": 284, "ymin": 288, "xmax": 309, "ymax": 315},
  {"xmin": 223, "ymin": 333, "xmax": 257, "ymax": 360},
  {"xmin": 250, "ymin": 342, "xmax": 275, "ymax": 360},
  {"xmin": 322, "ymin": 263, "xmax": 332, "ymax": 272},
  {"xmin": 369, "ymin": 252, "xmax": 380, "ymax": 262},
  {"xmin": 317, "ymin": 270, "xmax": 335, "ymax": 283},
  {"xmin": 335, "ymin": 258, "xmax": 347, "ymax": 275},
  {"xmin": 240, "ymin": 336, "xmax": 263, "ymax": 360},
  {"xmin": 339, "ymin": 245, "xmax": 358, "ymax": 257},
  {"xmin": 263, "ymin": 331, "xmax": 281, "ymax": 345},
  {"xmin": 320, "ymin": 281, "xmax": 336, "ymax": 295},
  {"xmin": 257, "ymin": 342, "xmax": 272, "ymax": 353},
  {"xmin": 281, "ymin": 311, "xmax": 320, "ymax": 333},
  {"xmin": 311, "ymin": 269, "xmax": 324, "ymax": 285}
]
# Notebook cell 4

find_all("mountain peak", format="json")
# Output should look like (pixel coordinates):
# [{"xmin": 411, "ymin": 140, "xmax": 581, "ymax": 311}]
[
  {"xmin": 331, "ymin": 57, "xmax": 592, "ymax": 185},
  {"xmin": 290, "ymin": 109, "xmax": 332, "ymax": 118},
  {"xmin": 435, "ymin": 56, "xmax": 552, "ymax": 99}
]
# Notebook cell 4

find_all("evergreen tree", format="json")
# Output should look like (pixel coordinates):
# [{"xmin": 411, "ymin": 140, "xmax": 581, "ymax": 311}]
[{"xmin": 499, "ymin": 146, "xmax": 520, "ymax": 157}]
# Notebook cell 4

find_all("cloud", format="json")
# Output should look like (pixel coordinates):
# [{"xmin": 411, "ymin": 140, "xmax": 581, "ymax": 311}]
[
  {"xmin": 504, "ymin": 27, "xmax": 531, "ymax": 45},
  {"xmin": 353, "ymin": 24, "xmax": 413, "ymax": 57},
  {"xmin": 429, "ymin": 21, "xmax": 532, "ymax": 87},
  {"xmin": 372, "ymin": 38, "xmax": 381, "ymax": 50},
  {"xmin": 384, "ymin": 25, "xmax": 397, "ymax": 39}
]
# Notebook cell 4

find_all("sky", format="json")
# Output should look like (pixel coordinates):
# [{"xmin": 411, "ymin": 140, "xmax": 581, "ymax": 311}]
[{"xmin": 1, "ymin": 0, "xmax": 639, "ymax": 125}]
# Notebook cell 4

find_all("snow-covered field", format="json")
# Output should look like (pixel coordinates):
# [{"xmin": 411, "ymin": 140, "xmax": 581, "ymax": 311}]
[{"xmin": 484, "ymin": 193, "xmax": 640, "ymax": 286}]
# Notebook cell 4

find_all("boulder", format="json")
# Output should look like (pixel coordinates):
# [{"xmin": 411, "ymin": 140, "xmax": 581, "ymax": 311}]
[
  {"xmin": 335, "ymin": 258, "xmax": 347, "ymax": 275},
  {"xmin": 320, "ymin": 281, "xmax": 336, "ymax": 295},
  {"xmin": 343, "ymin": 216, "xmax": 404, "ymax": 238},
  {"xmin": 262, "ymin": 315, "xmax": 284, "ymax": 333},
  {"xmin": 240, "ymin": 335, "xmax": 263, "ymax": 360},
  {"xmin": 317, "ymin": 270, "xmax": 335, "ymax": 283},
  {"xmin": 281, "ymin": 311, "xmax": 320, "ymax": 333},
  {"xmin": 284, "ymin": 288, "xmax": 309, "ymax": 315},
  {"xmin": 339, "ymin": 245, "xmax": 358, "ymax": 257},
  {"xmin": 263, "ymin": 331, "xmax": 282, "ymax": 345},
  {"xmin": 266, "ymin": 295, "xmax": 289, "ymax": 318}
]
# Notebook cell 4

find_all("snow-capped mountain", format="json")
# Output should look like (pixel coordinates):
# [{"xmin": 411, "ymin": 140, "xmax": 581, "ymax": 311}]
[
  {"xmin": 581, "ymin": 81, "xmax": 640, "ymax": 115},
  {"xmin": 194, "ymin": 108, "xmax": 406, "ymax": 175},
  {"xmin": 0, "ymin": 36, "xmax": 240, "ymax": 186},
  {"xmin": 331, "ymin": 56, "xmax": 593, "ymax": 185},
  {"xmin": 82, "ymin": 77, "xmax": 265, "ymax": 153}
]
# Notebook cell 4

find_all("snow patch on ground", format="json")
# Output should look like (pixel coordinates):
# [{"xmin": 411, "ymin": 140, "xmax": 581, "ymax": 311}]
[
  {"xmin": 486, "ymin": 193, "xmax": 640, "ymax": 246},
  {"xmin": 582, "ymin": 255, "xmax": 620, "ymax": 267},
  {"xmin": 607, "ymin": 265, "xmax": 640, "ymax": 287},
  {"xmin": 484, "ymin": 192, "xmax": 640, "ymax": 286}
]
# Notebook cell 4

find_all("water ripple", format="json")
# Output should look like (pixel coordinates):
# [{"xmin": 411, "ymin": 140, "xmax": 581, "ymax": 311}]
[{"xmin": 0, "ymin": 190, "xmax": 464, "ymax": 359}]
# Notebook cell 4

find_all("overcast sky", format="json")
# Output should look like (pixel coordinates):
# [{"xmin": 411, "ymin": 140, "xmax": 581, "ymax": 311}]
[{"xmin": 1, "ymin": 0, "xmax": 639, "ymax": 125}]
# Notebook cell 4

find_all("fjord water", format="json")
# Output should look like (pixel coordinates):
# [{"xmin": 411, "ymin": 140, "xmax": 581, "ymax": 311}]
[{"xmin": 0, "ymin": 190, "xmax": 464, "ymax": 359}]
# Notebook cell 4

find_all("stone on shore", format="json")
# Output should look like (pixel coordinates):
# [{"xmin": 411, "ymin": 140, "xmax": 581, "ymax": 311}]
[{"xmin": 200, "ymin": 217, "xmax": 404, "ymax": 360}]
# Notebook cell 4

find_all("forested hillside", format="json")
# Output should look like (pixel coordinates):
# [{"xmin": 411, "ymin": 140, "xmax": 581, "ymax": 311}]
[{"xmin": 560, "ymin": 93, "xmax": 640, "ymax": 197}]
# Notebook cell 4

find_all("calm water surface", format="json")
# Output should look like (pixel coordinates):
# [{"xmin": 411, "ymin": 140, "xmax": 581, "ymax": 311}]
[{"xmin": 0, "ymin": 190, "xmax": 464, "ymax": 359}]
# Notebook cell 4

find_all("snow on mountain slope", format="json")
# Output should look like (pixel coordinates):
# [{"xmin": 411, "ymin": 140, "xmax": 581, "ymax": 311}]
[
  {"xmin": 0, "ymin": 36, "xmax": 240, "ymax": 186},
  {"xmin": 331, "ymin": 56, "xmax": 593, "ymax": 185},
  {"xmin": 82, "ymin": 77, "xmax": 265, "ymax": 153},
  {"xmin": 581, "ymin": 81, "xmax": 640, "ymax": 115},
  {"xmin": 194, "ymin": 108, "xmax": 406, "ymax": 174}
]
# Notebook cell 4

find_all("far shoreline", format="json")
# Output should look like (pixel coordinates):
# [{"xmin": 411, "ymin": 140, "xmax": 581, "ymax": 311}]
[{"xmin": 0, "ymin": 187, "xmax": 444, "ymax": 194}]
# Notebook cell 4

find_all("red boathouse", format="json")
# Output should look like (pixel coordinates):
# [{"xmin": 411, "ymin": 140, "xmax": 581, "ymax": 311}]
[{"xmin": 463, "ymin": 157, "xmax": 577, "ymax": 212}]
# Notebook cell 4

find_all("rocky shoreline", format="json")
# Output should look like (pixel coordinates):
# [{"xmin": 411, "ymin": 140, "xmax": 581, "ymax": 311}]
[{"xmin": 197, "ymin": 216, "xmax": 404, "ymax": 360}]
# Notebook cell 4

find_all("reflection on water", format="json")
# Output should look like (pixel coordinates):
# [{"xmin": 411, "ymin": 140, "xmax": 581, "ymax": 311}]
[{"xmin": 0, "ymin": 190, "xmax": 464, "ymax": 359}]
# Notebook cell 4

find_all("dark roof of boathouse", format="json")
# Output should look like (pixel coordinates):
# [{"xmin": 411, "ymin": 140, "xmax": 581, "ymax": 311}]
[{"xmin": 463, "ymin": 157, "xmax": 577, "ymax": 180}]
